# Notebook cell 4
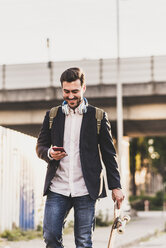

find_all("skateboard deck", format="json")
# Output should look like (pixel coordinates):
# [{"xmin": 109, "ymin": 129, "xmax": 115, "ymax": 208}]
[{"xmin": 107, "ymin": 202, "xmax": 130, "ymax": 248}]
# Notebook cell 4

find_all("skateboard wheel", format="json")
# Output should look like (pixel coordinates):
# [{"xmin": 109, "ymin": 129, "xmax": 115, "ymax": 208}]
[{"xmin": 123, "ymin": 215, "xmax": 131, "ymax": 222}]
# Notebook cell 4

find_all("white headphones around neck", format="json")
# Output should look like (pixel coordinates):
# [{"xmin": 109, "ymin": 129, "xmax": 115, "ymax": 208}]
[{"xmin": 62, "ymin": 98, "xmax": 88, "ymax": 115}]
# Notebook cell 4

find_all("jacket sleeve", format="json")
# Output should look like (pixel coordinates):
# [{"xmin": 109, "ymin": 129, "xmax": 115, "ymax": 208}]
[
  {"xmin": 99, "ymin": 112, "xmax": 121, "ymax": 190},
  {"xmin": 36, "ymin": 111, "xmax": 52, "ymax": 163}
]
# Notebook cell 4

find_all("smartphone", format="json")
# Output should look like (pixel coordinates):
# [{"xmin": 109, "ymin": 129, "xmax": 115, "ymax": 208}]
[{"xmin": 52, "ymin": 147, "xmax": 66, "ymax": 153}]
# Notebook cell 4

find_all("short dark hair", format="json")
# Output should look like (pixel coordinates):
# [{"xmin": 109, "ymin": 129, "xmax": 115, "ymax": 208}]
[{"xmin": 60, "ymin": 67, "xmax": 85, "ymax": 86}]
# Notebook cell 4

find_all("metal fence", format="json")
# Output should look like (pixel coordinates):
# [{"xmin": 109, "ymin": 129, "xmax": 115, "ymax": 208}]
[
  {"xmin": 0, "ymin": 55, "xmax": 166, "ymax": 89},
  {"xmin": 0, "ymin": 126, "xmax": 46, "ymax": 232}
]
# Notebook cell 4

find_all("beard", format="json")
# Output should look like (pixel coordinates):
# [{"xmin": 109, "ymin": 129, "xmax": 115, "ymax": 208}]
[{"xmin": 64, "ymin": 97, "xmax": 82, "ymax": 109}]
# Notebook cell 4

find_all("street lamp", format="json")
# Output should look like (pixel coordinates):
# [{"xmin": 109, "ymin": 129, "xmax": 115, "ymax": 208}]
[
  {"xmin": 47, "ymin": 38, "xmax": 53, "ymax": 87},
  {"xmin": 116, "ymin": 0, "xmax": 123, "ymax": 173}
]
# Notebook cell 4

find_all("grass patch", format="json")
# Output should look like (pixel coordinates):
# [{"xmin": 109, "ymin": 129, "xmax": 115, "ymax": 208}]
[{"xmin": 0, "ymin": 226, "xmax": 43, "ymax": 241}]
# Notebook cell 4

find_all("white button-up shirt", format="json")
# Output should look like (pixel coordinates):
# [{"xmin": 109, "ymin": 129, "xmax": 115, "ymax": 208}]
[{"xmin": 49, "ymin": 107, "xmax": 89, "ymax": 197}]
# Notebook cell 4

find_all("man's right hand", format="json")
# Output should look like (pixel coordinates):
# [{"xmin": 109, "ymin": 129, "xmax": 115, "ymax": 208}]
[
  {"xmin": 112, "ymin": 188, "xmax": 124, "ymax": 209},
  {"xmin": 49, "ymin": 147, "xmax": 67, "ymax": 161}
]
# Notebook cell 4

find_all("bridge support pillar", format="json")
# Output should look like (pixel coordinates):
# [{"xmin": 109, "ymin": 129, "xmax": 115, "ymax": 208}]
[{"xmin": 121, "ymin": 137, "xmax": 131, "ymax": 211}]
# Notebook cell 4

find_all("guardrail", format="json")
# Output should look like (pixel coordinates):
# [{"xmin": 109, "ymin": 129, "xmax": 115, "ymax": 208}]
[{"xmin": 0, "ymin": 55, "xmax": 166, "ymax": 89}]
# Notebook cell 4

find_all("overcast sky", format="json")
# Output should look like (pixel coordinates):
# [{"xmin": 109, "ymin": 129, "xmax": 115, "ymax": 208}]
[{"xmin": 0, "ymin": 0, "xmax": 166, "ymax": 64}]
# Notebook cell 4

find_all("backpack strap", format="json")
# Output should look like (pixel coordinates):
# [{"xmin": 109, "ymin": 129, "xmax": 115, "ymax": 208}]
[
  {"xmin": 95, "ymin": 107, "xmax": 104, "ymax": 135},
  {"xmin": 95, "ymin": 107, "xmax": 109, "ymax": 197},
  {"xmin": 49, "ymin": 106, "xmax": 60, "ymax": 129}
]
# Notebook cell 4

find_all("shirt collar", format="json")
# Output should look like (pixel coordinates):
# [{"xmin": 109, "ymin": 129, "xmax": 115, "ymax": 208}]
[{"xmin": 68, "ymin": 107, "xmax": 79, "ymax": 115}]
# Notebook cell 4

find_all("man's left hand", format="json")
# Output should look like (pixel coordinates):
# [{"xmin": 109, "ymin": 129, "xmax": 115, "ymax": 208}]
[{"xmin": 112, "ymin": 188, "xmax": 124, "ymax": 209}]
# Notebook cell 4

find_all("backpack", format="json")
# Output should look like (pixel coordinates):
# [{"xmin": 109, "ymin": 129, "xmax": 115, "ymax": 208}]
[{"xmin": 49, "ymin": 106, "xmax": 104, "ymax": 135}]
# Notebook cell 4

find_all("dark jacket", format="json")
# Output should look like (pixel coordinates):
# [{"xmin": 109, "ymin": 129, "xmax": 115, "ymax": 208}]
[{"xmin": 36, "ymin": 105, "xmax": 121, "ymax": 200}]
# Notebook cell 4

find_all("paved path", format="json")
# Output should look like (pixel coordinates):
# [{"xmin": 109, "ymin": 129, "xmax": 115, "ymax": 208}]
[
  {"xmin": 0, "ymin": 211, "xmax": 165, "ymax": 248},
  {"xmin": 132, "ymin": 233, "xmax": 166, "ymax": 248}
]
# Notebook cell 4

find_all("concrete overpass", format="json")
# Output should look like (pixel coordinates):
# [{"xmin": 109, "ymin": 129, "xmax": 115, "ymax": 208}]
[{"xmin": 0, "ymin": 81, "xmax": 166, "ymax": 137}]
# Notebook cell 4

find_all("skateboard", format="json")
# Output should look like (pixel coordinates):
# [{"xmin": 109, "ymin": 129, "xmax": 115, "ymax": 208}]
[{"xmin": 107, "ymin": 201, "xmax": 130, "ymax": 248}]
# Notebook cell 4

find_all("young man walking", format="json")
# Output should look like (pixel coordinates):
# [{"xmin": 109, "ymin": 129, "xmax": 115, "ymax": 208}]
[{"xmin": 36, "ymin": 67, "xmax": 124, "ymax": 248}]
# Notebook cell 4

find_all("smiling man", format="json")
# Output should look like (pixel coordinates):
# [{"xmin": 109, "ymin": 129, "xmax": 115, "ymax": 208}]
[
  {"xmin": 36, "ymin": 67, "xmax": 124, "ymax": 248},
  {"xmin": 63, "ymin": 79, "xmax": 86, "ymax": 109}
]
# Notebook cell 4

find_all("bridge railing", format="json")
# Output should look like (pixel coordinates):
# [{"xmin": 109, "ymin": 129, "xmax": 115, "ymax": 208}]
[{"xmin": 0, "ymin": 55, "xmax": 166, "ymax": 89}]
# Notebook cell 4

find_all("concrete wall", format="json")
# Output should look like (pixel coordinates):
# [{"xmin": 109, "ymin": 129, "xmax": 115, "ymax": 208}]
[{"xmin": 0, "ymin": 126, "xmax": 46, "ymax": 231}]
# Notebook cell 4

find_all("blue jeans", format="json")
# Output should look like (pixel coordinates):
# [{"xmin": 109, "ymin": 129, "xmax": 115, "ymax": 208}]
[{"xmin": 43, "ymin": 191, "xmax": 96, "ymax": 248}]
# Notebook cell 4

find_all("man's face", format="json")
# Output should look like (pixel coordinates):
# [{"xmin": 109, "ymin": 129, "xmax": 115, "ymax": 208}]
[{"xmin": 62, "ymin": 79, "xmax": 86, "ymax": 109}]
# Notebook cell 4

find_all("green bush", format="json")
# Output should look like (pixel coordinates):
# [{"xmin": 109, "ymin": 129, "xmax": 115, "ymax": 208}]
[
  {"xmin": 152, "ymin": 191, "xmax": 164, "ymax": 207},
  {"xmin": 129, "ymin": 190, "xmax": 165, "ymax": 211}
]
